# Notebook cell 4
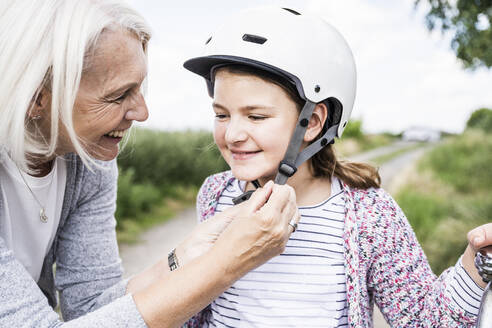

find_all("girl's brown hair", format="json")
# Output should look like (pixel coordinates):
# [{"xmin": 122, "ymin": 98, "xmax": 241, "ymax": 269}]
[{"xmin": 215, "ymin": 65, "xmax": 381, "ymax": 190}]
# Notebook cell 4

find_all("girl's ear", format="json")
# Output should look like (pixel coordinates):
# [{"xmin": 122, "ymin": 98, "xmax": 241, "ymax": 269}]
[{"xmin": 304, "ymin": 102, "xmax": 328, "ymax": 142}]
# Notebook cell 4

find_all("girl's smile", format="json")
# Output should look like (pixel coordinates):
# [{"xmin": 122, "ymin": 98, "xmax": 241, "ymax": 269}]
[
  {"xmin": 212, "ymin": 69, "xmax": 299, "ymax": 183},
  {"xmin": 229, "ymin": 148, "xmax": 262, "ymax": 160}
]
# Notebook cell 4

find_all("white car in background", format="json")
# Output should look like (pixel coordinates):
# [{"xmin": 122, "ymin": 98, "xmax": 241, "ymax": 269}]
[{"xmin": 402, "ymin": 127, "xmax": 441, "ymax": 142}]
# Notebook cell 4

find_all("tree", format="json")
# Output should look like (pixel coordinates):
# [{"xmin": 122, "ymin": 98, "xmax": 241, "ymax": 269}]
[
  {"xmin": 466, "ymin": 108, "xmax": 492, "ymax": 133},
  {"xmin": 416, "ymin": 0, "xmax": 492, "ymax": 69}
]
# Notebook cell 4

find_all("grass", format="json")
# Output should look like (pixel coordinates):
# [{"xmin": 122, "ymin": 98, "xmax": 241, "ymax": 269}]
[
  {"xmin": 116, "ymin": 185, "xmax": 197, "ymax": 244},
  {"xmin": 395, "ymin": 131, "xmax": 492, "ymax": 274}
]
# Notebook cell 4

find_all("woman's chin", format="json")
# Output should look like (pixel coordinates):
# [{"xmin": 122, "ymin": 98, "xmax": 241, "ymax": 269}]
[{"xmin": 87, "ymin": 145, "xmax": 119, "ymax": 161}]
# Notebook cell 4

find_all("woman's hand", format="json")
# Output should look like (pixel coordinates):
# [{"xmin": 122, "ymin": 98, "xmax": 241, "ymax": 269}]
[
  {"xmin": 209, "ymin": 182, "xmax": 299, "ymax": 280},
  {"xmin": 131, "ymin": 182, "xmax": 299, "ymax": 327},
  {"xmin": 462, "ymin": 223, "xmax": 492, "ymax": 288},
  {"xmin": 176, "ymin": 181, "xmax": 299, "ymax": 268},
  {"xmin": 175, "ymin": 183, "xmax": 274, "ymax": 266}
]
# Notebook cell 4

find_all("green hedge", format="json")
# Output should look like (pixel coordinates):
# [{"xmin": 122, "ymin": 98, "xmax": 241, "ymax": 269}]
[
  {"xmin": 466, "ymin": 108, "xmax": 492, "ymax": 133},
  {"xmin": 423, "ymin": 130, "xmax": 492, "ymax": 193},
  {"xmin": 342, "ymin": 119, "xmax": 363, "ymax": 139},
  {"xmin": 116, "ymin": 128, "xmax": 228, "ymax": 223},
  {"xmin": 115, "ymin": 168, "xmax": 162, "ymax": 219},
  {"xmin": 118, "ymin": 129, "xmax": 228, "ymax": 189},
  {"xmin": 396, "ymin": 130, "xmax": 492, "ymax": 273}
]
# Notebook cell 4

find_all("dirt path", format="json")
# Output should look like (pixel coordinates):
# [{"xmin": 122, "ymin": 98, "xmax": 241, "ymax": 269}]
[
  {"xmin": 119, "ymin": 141, "xmax": 431, "ymax": 327},
  {"xmin": 119, "ymin": 207, "xmax": 196, "ymax": 277}
]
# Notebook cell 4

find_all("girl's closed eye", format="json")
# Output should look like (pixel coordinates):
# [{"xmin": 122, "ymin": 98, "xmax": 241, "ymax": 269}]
[
  {"xmin": 248, "ymin": 115, "xmax": 267, "ymax": 121},
  {"xmin": 214, "ymin": 113, "xmax": 229, "ymax": 120}
]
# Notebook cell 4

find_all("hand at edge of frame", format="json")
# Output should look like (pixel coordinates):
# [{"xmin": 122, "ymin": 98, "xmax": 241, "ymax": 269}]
[{"xmin": 463, "ymin": 222, "xmax": 492, "ymax": 288}]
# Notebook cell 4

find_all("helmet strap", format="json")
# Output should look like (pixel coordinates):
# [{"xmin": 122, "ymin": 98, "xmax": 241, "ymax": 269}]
[
  {"xmin": 275, "ymin": 101, "xmax": 339, "ymax": 185},
  {"xmin": 293, "ymin": 124, "xmax": 338, "ymax": 168},
  {"xmin": 232, "ymin": 100, "xmax": 338, "ymax": 204},
  {"xmin": 274, "ymin": 100, "xmax": 316, "ymax": 185}
]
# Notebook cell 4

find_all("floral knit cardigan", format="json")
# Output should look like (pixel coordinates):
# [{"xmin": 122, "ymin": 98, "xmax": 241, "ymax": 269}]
[{"xmin": 184, "ymin": 171, "xmax": 477, "ymax": 328}]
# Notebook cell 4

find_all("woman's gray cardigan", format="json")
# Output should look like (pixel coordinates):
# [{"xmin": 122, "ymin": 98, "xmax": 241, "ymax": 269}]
[{"xmin": 0, "ymin": 154, "xmax": 147, "ymax": 327}]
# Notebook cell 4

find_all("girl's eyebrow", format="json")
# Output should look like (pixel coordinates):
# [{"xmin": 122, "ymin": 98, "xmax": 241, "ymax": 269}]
[
  {"xmin": 212, "ymin": 102, "xmax": 228, "ymax": 110},
  {"xmin": 212, "ymin": 102, "xmax": 275, "ymax": 111}
]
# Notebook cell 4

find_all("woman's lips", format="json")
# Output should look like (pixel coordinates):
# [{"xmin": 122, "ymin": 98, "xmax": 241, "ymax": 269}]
[
  {"xmin": 230, "ymin": 150, "xmax": 261, "ymax": 160},
  {"xmin": 102, "ymin": 135, "xmax": 123, "ymax": 144},
  {"xmin": 102, "ymin": 128, "xmax": 128, "ymax": 144},
  {"xmin": 105, "ymin": 129, "xmax": 127, "ymax": 138}
]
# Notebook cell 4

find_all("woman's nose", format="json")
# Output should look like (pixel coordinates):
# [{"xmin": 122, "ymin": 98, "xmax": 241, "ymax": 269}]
[
  {"xmin": 125, "ymin": 91, "xmax": 149, "ymax": 122},
  {"xmin": 225, "ymin": 118, "xmax": 248, "ymax": 143}
]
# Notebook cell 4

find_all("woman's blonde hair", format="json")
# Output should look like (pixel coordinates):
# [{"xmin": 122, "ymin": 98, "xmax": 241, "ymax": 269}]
[
  {"xmin": 218, "ymin": 65, "xmax": 381, "ymax": 190},
  {"xmin": 0, "ymin": 0, "xmax": 151, "ymax": 170}
]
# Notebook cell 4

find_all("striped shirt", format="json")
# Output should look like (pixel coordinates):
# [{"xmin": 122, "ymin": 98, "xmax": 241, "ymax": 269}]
[
  {"xmin": 449, "ymin": 256, "xmax": 485, "ymax": 315},
  {"xmin": 185, "ymin": 171, "xmax": 484, "ymax": 327},
  {"xmin": 210, "ymin": 178, "xmax": 349, "ymax": 328}
]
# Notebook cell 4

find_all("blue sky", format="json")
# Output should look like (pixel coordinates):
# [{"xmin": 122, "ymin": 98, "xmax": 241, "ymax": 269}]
[{"xmin": 128, "ymin": 0, "xmax": 492, "ymax": 134}]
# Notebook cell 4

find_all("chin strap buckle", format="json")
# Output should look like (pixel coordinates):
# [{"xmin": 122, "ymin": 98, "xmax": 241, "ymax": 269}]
[
  {"xmin": 232, "ymin": 190, "xmax": 255, "ymax": 205},
  {"xmin": 278, "ymin": 161, "xmax": 297, "ymax": 178}
]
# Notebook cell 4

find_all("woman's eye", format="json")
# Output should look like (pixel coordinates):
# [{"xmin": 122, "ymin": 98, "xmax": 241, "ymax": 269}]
[
  {"xmin": 114, "ymin": 95, "xmax": 125, "ymax": 103},
  {"xmin": 113, "ymin": 91, "xmax": 130, "ymax": 104},
  {"xmin": 249, "ymin": 115, "xmax": 266, "ymax": 121},
  {"xmin": 215, "ymin": 114, "xmax": 228, "ymax": 119}
]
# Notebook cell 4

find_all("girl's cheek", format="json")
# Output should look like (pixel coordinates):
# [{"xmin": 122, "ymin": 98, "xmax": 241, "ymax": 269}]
[{"xmin": 213, "ymin": 124, "xmax": 226, "ymax": 145}]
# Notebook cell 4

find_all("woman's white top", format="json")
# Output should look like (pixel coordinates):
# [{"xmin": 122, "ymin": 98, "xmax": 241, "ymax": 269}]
[{"xmin": 0, "ymin": 151, "xmax": 66, "ymax": 281}]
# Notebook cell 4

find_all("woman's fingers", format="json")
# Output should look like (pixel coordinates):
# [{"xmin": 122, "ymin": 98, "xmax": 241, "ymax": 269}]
[
  {"xmin": 243, "ymin": 180, "xmax": 274, "ymax": 213},
  {"xmin": 467, "ymin": 223, "xmax": 492, "ymax": 252},
  {"xmin": 208, "ymin": 182, "xmax": 300, "ymax": 279},
  {"xmin": 218, "ymin": 181, "xmax": 274, "ymax": 221},
  {"xmin": 258, "ymin": 184, "xmax": 292, "ymax": 218},
  {"xmin": 280, "ymin": 187, "xmax": 299, "ymax": 233},
  {"xmin": 288, "ymin": 208, "xmax": 301, "ymax": 233},
  {"xmin": 257, "ymin": 184, "xmax": 299, "ymax": 238}
]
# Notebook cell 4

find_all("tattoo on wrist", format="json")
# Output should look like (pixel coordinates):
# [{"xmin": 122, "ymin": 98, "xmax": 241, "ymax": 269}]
[{"xmin": 168, "ymin": 248, "xmax": 179, "ymax": 271}]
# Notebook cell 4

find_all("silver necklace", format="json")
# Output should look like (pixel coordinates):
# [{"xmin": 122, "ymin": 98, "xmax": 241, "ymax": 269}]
[{"xmin": 15, "ymin": 164, "xmax": 51, "ymax": 223}]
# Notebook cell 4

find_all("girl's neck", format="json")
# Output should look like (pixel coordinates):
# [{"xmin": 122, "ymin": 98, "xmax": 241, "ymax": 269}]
[{"xmin": 253, "ymin": 162, "xmax": 332, "ymax": 207}]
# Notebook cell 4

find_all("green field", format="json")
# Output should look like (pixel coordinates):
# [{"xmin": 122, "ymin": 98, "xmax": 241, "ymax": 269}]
[{"xmin": 396, "ymin": 130, "xmax": 492, "ymax": 273}]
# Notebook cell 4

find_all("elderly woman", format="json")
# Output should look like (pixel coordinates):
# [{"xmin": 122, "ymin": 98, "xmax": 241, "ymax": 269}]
[{"xmin": 0, "ymin": 1, "xmax": 300, "ymax": 327}]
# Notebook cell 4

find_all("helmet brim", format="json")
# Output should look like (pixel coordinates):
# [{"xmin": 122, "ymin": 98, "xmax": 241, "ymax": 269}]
[{"xmin": 184, "ymin": 55, "xmax": 306, "ymax": 99}]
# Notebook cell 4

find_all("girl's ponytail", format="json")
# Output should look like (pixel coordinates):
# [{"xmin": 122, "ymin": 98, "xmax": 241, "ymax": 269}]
[{"xmin": 311, "ymin": 145, "xmax": 381, "ymax": 190}]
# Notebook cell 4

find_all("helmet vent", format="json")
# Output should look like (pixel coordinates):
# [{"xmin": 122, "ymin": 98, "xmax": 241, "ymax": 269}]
[
  {"xmin": 242, "ymin": 34, "xmax": 267, "ymax": 45},
  {"xmin": 282, "ymin": 8, "xmax": 301, "ymax": 15},
  {"xmin": 205, "ymin": 36, "xmax": 212, "ymax": 45}
]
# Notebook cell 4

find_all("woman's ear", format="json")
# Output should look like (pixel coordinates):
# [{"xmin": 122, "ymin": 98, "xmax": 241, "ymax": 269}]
[
  {"xmin": 29, "ymin": 88, "xmax": 51, "ymax": 120},
  {"xmin": 304, "ymin": 102, "xmax": 328, "ymax": 142}
]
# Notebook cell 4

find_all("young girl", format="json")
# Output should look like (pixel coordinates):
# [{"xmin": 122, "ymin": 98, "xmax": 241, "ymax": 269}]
[{"xmin": 182, "ymin": 7, "xmax": 490, "ymax": 327}]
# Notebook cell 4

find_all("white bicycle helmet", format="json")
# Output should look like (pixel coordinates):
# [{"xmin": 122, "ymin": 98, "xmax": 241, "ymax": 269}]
[{"xmin": 184, "ymin": 6, "xmax": 357, "ymax": 201}]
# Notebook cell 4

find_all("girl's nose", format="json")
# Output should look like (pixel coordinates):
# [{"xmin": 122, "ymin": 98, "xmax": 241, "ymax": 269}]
[
  {"xmin": 225, "ymin": 118, "xmax": 248, "ymax": 143},
  {"xmin": 125, "ymin": 91, "xmax": 149, "ymax": 122}
]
